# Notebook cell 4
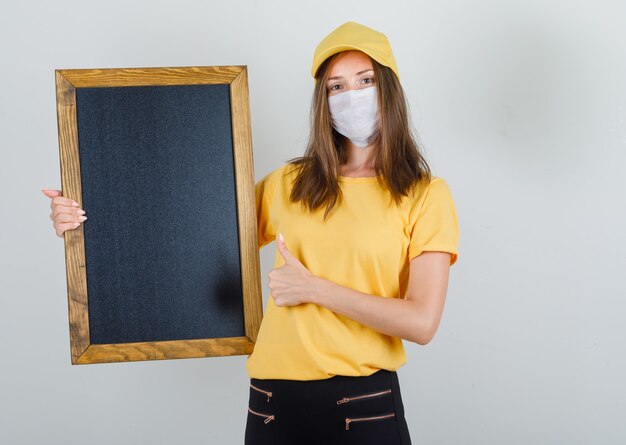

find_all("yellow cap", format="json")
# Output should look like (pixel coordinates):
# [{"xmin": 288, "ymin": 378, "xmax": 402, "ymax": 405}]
[{"xmin": 311, "ymin": 21, "xmax": 400, "ymax": 80}]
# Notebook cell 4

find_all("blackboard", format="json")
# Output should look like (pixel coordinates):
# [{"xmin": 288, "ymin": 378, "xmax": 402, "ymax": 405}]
[{"xmin": 55, "ymin": 66, "xmax": 263, "ymax": 365}]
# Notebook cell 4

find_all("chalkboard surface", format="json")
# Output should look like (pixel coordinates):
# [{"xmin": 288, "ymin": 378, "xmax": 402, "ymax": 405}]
[
  {"xmin": 55, "ymin": 66, "xmax": 262, "ymax": 364},
  {"xmin": 75, "ymin": 84, "xmax": 244, "ymax": 344}
]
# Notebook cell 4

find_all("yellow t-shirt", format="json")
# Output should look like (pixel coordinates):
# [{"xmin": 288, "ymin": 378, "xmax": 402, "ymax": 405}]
[{"xmin": 246, "ymin": 162, "xmax": 459, "ymax": 380}]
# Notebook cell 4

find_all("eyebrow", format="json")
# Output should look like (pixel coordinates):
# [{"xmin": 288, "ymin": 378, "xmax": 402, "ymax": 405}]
[{"xmin": 327, "ymin": 69, "xmax": 374, "ymax": 81}]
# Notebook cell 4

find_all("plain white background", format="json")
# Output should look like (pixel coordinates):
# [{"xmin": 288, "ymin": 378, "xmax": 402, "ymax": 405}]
[{"xmin": 1, "ymin": 0, "xmax": 624, "ymax": 443}]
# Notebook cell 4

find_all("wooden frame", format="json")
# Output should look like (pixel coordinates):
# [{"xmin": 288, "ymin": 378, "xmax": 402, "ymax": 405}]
[{"xmin": 55, "ymin": 66, "xmax": 262, "ymax": 365}]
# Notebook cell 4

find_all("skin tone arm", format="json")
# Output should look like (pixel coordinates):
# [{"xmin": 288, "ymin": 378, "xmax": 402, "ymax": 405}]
[{"xmin": 268, "ymin": 233, "xmax": 451, "ymax": 345}]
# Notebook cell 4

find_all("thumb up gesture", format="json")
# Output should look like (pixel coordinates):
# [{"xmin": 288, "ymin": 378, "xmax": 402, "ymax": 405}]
[{"xmin": 268, "ymin": 233, "xmax": 320, "ymax": 307}]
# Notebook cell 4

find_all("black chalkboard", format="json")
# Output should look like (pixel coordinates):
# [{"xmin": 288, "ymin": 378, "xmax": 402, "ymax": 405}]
[
  {"xmin": 55, "ymin": 66, "xmax": 262, "ymax": 364},
  {"xmin": 75, "ymin": 84, "xmax": 244, "ymax": 344}
]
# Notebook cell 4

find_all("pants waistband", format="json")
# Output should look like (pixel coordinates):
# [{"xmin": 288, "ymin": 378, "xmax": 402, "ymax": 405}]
[{"xmin": 250, "ymin": 369, "xmax": 400, "ymax": 409}]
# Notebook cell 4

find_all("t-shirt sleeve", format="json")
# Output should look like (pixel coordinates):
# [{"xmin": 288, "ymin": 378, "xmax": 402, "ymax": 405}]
[
  {"xmin": 255, "ymin": 169, "xmax": 278, "ymax": 249},
  {"xmin": 407, "ymin": 177, "xmax": 460, "ymax": 266}
]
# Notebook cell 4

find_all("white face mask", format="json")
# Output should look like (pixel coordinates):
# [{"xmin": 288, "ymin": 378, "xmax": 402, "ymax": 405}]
[{"xmin": 328, "ymin": 86, "xmax": 379, "ymax": 148}]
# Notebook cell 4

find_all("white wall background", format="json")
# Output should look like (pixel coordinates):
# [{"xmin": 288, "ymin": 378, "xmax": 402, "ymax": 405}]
[{"xmin": 1, "ymin": 0, "xmax": 624, "ymax": 443}]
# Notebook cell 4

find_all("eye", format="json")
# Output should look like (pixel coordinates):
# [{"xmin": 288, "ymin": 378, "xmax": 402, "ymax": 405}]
[
  {"xmin": 328, "ymin": 83, "xmax": 342, "ymax": 92},
  {"xmin": 361, "ymin": 76, "xmax": 375, "ymax": 85}
]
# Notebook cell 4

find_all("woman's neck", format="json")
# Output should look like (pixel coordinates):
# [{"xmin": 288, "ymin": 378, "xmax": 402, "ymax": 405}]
[{"xmin": 340, "ymin": 140, "xmax": 378, "ymax": 176}]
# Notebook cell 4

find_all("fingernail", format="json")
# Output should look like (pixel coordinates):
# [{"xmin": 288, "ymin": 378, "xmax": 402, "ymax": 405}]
[
  {"xmin": 73, "ymin": 222, "xmax": 80, "ymax": 227},
  {"xmin": 72, "ymin": 201, "xmax": 79, "ymax": 207},
  {"xmin": 77, "ymin": 209, "xmax": 85, "ymax": 215},
  {"xmin": 278, "ymin": 233, "xmax": 284, "ymax": 243},
  {"xmin": 78, "ymin": 216, "xmax": 87, "ymax": 221}
]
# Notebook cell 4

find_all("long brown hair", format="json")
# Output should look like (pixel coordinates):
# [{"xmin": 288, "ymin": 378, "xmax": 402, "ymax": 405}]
[{"xmin": 286, "ymin": 51, "xmax": 431, "ymax": 220}]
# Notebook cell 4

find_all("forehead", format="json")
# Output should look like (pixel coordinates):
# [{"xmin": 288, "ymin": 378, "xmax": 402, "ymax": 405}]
[{"xmin": 328, "ymin": 50, "xmax": 374, "ymax": 77}]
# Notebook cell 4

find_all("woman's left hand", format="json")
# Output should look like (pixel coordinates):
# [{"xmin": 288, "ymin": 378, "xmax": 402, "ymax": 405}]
[{"xmin": 268, "ymin": 233, "xmax": 321, "ymax": 307}]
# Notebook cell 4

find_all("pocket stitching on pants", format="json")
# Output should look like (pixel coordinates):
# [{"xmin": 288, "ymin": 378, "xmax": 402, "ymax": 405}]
[
  {"xmin": 336, "ymin": 388, "xmax": 392, "ymax": 405},
  {"xmin": 344, "ymin": 412, "xmax": 396, "ymax": 430},
  {"xmin": 250, "ymin": 383, "xmax": 273, "ymax": 402},
  {"xmin": 248, "ymin": 406, "xmax": 276, "ymax": 424}
]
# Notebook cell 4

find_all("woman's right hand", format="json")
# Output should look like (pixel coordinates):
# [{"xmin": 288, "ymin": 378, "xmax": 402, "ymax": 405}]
[{"xmin": 42, "ymin": 188, "xmax": 88, "ymax": 237}]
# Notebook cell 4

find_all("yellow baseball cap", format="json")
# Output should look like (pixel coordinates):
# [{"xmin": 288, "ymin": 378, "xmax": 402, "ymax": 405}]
[{"xmin": 311, "ymin": 21, "xmax": 400, "ymax": 80}]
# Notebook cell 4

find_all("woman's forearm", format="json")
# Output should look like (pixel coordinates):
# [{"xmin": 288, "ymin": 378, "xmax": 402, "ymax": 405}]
[{"xmin": 310, "ymin": 277, "xmax": 437, "ymax": 345}]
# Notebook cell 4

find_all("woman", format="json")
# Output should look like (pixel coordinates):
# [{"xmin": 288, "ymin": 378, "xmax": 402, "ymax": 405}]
[{"xmin": 43, "ymin": 21, "xmax": 459, "ymax": 445}]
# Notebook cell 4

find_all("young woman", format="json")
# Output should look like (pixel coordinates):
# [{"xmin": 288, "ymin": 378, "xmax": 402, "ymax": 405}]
[{"xmin": 43, "ymin": 21, "xmax": 459, "ymax": 445}]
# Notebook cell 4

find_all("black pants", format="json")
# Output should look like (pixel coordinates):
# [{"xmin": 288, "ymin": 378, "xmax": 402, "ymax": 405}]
[{"xmin": 244, "ymin": 369, "xmax": 412, "ymax": 444}]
